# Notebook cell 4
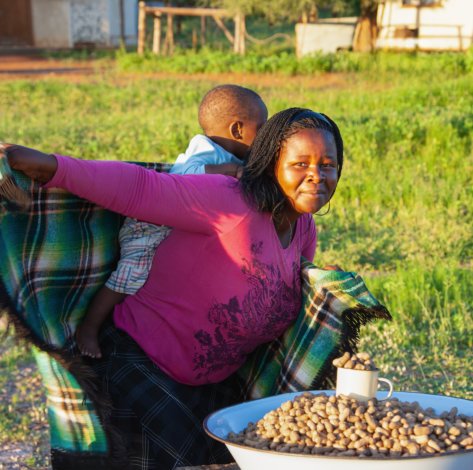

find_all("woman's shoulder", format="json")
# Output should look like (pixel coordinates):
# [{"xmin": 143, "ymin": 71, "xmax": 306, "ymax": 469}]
[
  {"xmin": 296, "ymin": 214, "xmax": 317, "ymax": 243},
  {"xmin": 298, "ymin": 213, "xmax": 316, "ymax": 230}
]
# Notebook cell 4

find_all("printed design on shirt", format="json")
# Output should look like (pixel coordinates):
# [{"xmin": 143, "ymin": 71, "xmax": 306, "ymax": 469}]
[{"xmin": 192, "ymin": 242, "xmax": 301, "ymax": 381}]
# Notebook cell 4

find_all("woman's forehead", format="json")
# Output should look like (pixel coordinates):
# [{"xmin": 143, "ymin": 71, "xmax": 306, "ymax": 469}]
[{"xmin": 283, "ymin": 127, "xmax": 336, "ymax": 151}]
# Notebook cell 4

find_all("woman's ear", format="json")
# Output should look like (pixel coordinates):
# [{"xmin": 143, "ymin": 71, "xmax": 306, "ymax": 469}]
[{"xmin": 229, "ymin": 121, "xmax": 244, "ymax": 140}]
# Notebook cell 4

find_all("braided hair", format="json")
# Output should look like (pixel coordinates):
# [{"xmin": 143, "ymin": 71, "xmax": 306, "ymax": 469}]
[{"xmin": 239, "ymin": 107, "xmax": 344, "ymax": 219}]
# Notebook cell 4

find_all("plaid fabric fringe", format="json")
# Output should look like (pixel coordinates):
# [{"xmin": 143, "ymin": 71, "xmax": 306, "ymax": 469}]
[{"xmin": 0, "ymin": 156, "xmax": 391, "ymax": 469}]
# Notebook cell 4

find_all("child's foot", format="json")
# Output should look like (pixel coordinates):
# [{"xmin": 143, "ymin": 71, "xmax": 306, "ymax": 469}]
[{"xmin": 76, "ymin": 324, "xmax": 102, "ymax": 358}]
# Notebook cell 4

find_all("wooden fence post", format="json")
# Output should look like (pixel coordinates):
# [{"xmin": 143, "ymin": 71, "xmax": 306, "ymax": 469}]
[
  {"xmin": 233, "ymin": 12, "xmax": 245, "ymax": 55},
  {"xmin": 165, "ymin": 14, "xmax": 175, "ymax": 55},
  {"xmin": 239, "ymin": 13, "xmax": 246, "ymax": 55},
  {"xmin": 201, "ymin": 16, "xmax": 206, "ymax": 47},
  {"xmin": 233, "ymin": 12, "xmax": 240, "ymax": 54},
  {"xmin": 138, "ymin": 1, "xmax": 146, "ymax": 54},
  {"xmin": 152, "ymin": 13, "xmax": 162, "ymax": 54}
]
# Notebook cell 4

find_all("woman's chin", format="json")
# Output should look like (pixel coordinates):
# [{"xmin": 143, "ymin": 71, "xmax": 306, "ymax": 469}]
[
  {"xmin": 294, "ymin": 194, "xmax": 329, "ymax": 215},
  {"xmin": 288, "ymin": 196, "xmax": 329, "ymax": 217},
  {"xmin": 300, "ymin": 201, "xmax": 328, "ymax": 215},
  {"xmin": 293, "ymin": 204, "xmax": 323, "ymax": 215}
]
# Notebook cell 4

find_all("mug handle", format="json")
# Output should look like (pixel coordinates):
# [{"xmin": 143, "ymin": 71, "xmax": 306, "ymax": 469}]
[{"xmin": 377, "ymin": 377, "xmax": 394, "ymax": 401}]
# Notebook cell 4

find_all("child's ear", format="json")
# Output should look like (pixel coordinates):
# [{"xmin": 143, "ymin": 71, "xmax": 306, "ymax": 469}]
[{"xmin": 230, "ymin": 121, "xmax": 244, "ymax": 140}]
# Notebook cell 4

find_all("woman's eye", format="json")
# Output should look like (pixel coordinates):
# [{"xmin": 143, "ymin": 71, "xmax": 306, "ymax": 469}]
[{"xmin": 295, "ymin": 162, "xmax": 308, "ymax": 167}]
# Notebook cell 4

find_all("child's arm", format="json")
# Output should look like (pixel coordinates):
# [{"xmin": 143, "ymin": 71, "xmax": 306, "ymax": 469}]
[
  {"xmin": 204, "ymin": 162, "xmax": 243, "ymax": 178},
  {"xmin": 170, "ymin": 136, "xmax": 242, "ymax": 176}
]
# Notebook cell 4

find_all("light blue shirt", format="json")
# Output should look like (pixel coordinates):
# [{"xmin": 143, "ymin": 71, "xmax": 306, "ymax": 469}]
[{"xmin": 169, "ymin": 134, "xmax": 242, "ymax": 175}]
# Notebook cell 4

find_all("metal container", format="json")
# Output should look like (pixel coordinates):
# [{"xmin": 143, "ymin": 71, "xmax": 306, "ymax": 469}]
[{"xmin": 204, "ymin": 391, "xmax": 473, "ymax": 470}]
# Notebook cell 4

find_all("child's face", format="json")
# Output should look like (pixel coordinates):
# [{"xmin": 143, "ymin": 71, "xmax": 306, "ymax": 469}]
[{"xmin": 275, "ymin": 128, "xmax": 338, "ymax": 216}]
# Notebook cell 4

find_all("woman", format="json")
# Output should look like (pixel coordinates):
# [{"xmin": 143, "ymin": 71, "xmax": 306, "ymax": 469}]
[{"xmin": 6, "ymin": 107, "xmax": 343, "ymax": 468}]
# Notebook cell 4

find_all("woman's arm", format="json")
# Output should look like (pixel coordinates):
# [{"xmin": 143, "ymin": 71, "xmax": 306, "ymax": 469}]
[
  {"xmin": 7, "ymin": 146, "xmax": 240, "ymax": 234},
  {"xmin": 5, "ymin": 144, "xmax": 58, "ymax": 183}
]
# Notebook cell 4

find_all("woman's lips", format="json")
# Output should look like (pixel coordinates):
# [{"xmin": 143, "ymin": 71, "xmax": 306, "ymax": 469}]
[{"xmin": 301, "ymin": 188, "xmax": 325, "ymax": 196}]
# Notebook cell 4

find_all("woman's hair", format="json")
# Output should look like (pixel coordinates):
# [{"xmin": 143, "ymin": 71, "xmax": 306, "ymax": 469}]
[{"xmin": 239, "ymin": 107, "xmax": 344, "ymax": 217}]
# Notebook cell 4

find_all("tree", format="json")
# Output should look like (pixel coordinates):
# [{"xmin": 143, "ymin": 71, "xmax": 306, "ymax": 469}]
[
  {"xmin": 202, "ymin": 0, "xmax": 320, "ymax": 23},
  {"xmin": 201, "ymin": 0, "xmax": 380, "ymax": 23}
]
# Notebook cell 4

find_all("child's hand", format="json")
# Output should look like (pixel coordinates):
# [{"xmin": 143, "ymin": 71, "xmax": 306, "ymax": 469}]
[
  {"xmin": 235, "ymin": 165, "xmax": 244, "ymax": 179},
  {"xmin": 204, "ymin": 162, "xmax": 244, "ymax": 178}
]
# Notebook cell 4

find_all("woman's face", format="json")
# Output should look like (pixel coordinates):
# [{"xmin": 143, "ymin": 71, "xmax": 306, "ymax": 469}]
[{"xmin": 275, "ymin": 128, "xmax": 338, "ymax": 217}]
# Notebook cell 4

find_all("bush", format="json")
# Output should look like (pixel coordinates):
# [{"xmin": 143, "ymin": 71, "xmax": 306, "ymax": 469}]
[{"xmin": 116, "ymin": 48, "xmax": 473, "ymax": 77}]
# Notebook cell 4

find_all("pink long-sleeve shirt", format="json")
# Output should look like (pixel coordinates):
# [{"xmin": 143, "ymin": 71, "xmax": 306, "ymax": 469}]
[{"xmin": 47, "ymin": 156, "xmax": 317, "ymax": 385}]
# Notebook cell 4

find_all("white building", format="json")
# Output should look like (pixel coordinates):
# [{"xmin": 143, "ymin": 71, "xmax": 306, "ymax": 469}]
[
  {"xmin": 376, "ymin": 0, "xmax": 473, "ymax": 51},
  {"xmin": 0, "ymin": 0, "xmax": 139, "ymax": 48}
]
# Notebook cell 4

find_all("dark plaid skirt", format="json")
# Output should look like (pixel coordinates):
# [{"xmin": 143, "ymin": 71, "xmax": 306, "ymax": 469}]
[{"xmin": 90, "ymin": 323, "xmax": 245, "ymax": 470}]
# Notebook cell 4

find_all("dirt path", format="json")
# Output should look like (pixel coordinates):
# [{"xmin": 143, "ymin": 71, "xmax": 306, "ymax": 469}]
[
  {"xmin": 0, "ymin": 53, "xmax": 348, "ymax": 91},
  {"xmin": 0, "ymin": 54, "xmax": 99, "ymax": 79}
]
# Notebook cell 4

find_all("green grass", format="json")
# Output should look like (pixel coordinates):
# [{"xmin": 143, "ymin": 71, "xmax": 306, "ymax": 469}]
[
  {"xmin": 0, "ymin": 51, "xmax": 472, "ymax": 463},
  {"xmin": 359, "ymin": 265, "xmax": 472, "ymax": 399},
  {"xmin": 0, "ymin": 329, "xmax": 50, "ymax": 468}
]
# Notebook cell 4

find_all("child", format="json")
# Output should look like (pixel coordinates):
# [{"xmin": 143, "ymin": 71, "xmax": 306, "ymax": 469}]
[{"xmin": 76, "ymin": 84, "xmax": 268, "ymax": 357}]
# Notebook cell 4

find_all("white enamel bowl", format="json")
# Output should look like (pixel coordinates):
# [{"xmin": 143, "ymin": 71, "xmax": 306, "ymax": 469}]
[{"xmin": 204, "ymin": 391, "xmax": 473, "ymax": 470}]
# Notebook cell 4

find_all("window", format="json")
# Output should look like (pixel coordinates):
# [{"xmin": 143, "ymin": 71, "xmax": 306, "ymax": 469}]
[{"xmin": 402, "ymin": 0, "xmax": 443, "ymax": 6}]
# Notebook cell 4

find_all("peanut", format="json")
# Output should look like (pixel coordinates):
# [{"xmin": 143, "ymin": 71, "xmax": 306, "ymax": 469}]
[
  {"xmin": 332, "ymin": 351, "xmax": 377, "ymax": 371},
  {"xmin": 227, "ymin": 392, "xmax": 473, "ymax": 459}
]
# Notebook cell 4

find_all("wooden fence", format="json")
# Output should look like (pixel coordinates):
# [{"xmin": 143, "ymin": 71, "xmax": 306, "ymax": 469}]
[{"xmin": 137, "ymin": 2, "xmax": 246, "ymax": 55}]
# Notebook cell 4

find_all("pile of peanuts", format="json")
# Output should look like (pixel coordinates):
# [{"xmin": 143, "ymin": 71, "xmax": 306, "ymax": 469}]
[
  {"xmin": 227, "ymin": 392, "xmax": 473, "ymax": 458},
  {"xmin": 332, "ymin": 351, "xmax": 376, "ymax": 370}
]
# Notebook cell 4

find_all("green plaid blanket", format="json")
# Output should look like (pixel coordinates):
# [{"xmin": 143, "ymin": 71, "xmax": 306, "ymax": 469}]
[
  {"xmin": 239, "ymin": 262, "xmax": 391, "ymax": 399},
  {"xmin": 0, "ymin": 159, "xmax": 391, "ymax": 468}
]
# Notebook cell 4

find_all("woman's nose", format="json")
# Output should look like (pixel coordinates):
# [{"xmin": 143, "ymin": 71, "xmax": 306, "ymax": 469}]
[{"xmin": 306, "ymin": 166, "xmax": 324, "ymax": 182}]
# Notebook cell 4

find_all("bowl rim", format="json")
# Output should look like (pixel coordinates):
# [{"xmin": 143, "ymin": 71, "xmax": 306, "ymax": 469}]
[{"xmin": 203, "ymin": 390, "xmax": 473, "ymax": 461}]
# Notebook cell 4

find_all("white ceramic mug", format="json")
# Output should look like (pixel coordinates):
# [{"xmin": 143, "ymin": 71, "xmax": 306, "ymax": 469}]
[{"xmin": 336, "ymin": 367, "xmax": 393, "ymax": 402}]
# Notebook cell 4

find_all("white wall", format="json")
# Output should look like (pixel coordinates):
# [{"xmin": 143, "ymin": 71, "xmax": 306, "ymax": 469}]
[
  {"xmin": 31, "ymin": 0, "xmax": 72, "ymax": 48},
  {"xmin": 30, "ymin": 0, "xmax": 139, "ymax": 48},
  {"xmin": 296, "ymin": 19, "xmax": 358, "ymax": 56},
  {"xmin": 377, "ymin": 0, "xmax": 473, "ymax": 51}
]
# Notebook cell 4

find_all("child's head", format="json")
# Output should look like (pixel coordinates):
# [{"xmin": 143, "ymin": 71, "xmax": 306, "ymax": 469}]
[{"xmin": 198, "ymin": 84, "xmax": 268, "ymax": 160}]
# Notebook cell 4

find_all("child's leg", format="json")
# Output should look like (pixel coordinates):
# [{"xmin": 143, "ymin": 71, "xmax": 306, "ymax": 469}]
[{"xmin": 76, "ymin": 286, "xmax": 126, "ymax": 358}]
